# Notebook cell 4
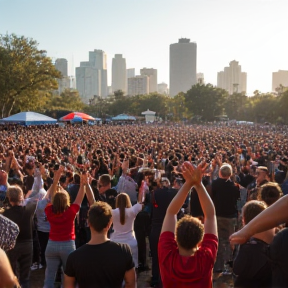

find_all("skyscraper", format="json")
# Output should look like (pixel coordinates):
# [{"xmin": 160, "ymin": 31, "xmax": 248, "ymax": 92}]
[
  {"xmin": 158, "ymin": 82, "xmax": 169, "ymax": 95},
  {"xmin": 76, "ymin": 49, "xmax": 107, "ymax": 103},
  {"xmin": 127, "ymin": 68, "xmax": 135, "ymax": 79},
  {"xmin": 112, "ymin": 54, "xmax": 127, "ymax": 94},
  {"xmin": 54, "ymin": 58, "xmax": 70, "ymax": 94},
  {"xmin": 128, "ymin": 75, "xmax": 149, "ymax": 96},
  {"xmin": 140, "ymin": 68, "xmax": 158, "ymax": 93},
  {"xmin": 170, "ymin": 38, "xmax": 197, "ymax": 97},
  {"xmin": 272, "ymin": 70, "xmax": 288, "ymax": 92},
  {"xmin": 217, "ymin": 60, "xmax": 247, "ymax": 94},
  {"xmin": 55, "ymin": 58, "xmax": 68, "ymax": 77}
]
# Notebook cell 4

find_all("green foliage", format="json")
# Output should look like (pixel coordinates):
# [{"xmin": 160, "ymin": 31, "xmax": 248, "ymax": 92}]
[
  {"xmin": 185, "ymin": 84, "xmax": 228, "ymax": 121},
  {"xmin": 0, "ymin": 33, "xmax": 61, "ymax": 117},
  {"xmin": 46, "ymin": 89, "xmax": 84, "ymax": 111}
]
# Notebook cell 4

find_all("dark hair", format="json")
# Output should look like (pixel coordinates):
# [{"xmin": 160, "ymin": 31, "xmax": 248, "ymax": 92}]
[
  {"xmin": 176, "ymin": 215, "xmax": 204, "ymax": 250},
  {"xmin": 242, "ymin": 200, "xmax": 267, "ymax": 224},
  {"xmin": 88, "ymin": 202, "xmax": 112, "ymax": 232},
  {"xmin": 74, "ymin": 174, "xmax": 81, "ymax": 185},
  {"xmin": 258, "ymin": 182, "xmax": 283, "ymax": 206},
  {"xmin": 99, "ymin": 174, "xmax": 111, "ymax": 187}
]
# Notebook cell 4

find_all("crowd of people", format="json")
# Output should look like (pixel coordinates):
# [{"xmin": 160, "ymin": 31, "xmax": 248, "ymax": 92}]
[{"xmin": 0, "ymin": 122, "xmax": 288, "ymax": 288}]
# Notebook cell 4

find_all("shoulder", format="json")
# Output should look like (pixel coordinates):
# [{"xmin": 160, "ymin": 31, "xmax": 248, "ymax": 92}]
[
  {"xmin": 69, "ymin": 203, "xmax": 80, "ymax": 213},
  {"xmin": 199, "ymin": 234, "xmax": 218, "ymax": 258}
]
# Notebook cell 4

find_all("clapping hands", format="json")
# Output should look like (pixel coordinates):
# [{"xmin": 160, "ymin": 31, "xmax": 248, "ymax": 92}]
[{"xmin": 181, "ymin": 161, "xmax": 208, "ymax": 187}]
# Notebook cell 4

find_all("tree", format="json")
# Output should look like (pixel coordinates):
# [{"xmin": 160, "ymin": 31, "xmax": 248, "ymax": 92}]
[
  {"xmin": 45, "ymin": 89, "xmax": 84, "ymax": 111},
  {"xmin": 0, "ymin": 33, "xmax": 61, "ymax": 117},
  {"xmin": 185, "ymin": 83, "xmax": 228, "ymax": 121}
]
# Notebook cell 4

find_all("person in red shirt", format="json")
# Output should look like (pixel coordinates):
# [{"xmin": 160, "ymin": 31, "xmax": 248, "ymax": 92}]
[
  {"xmin": 158, "ymin": 162, "xmax": 218, "ymax": 288},
  {"xmin": 43, "ymin": 167, "xmax": 86, "ymax": 288}
]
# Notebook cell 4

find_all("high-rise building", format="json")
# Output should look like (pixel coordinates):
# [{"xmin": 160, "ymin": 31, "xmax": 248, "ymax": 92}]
[
  {"xmin": 197, "ymin": 73, "xmax": 205, "ymax": 85},
  {"xmin": 140, "ymin": 68, "xmax": 157, "ymax": 93},
  {"xmin": 127, "ymin": 68, "xmax": 135, "ymax": 79},
  {"xmin": 217, "ymin": 60, "xmax": 247, "ymax": 94},
  {"xmin": 128, "ymin": 75, "xmax": 149, "ymax": 96},
  {"xmin": 76, "ymin": 49, "xmax": 107, "ymax": 103},
  {"xmin": 112, "ymin": 54, "xmax": 127, "ymax": 94},
  {"xmin": 272, "ymin": 70, "xmax": 288, "ymax": 91},
  {"xmin": 54, "ymin": 58, "xmax": 70, "ymax": 94},
  {"xmin": 158, "ymin": 82, "xmax": 168, "ymax": 95},
  {"xmin": 55, "ymin": 58, "xmax": 68, "ymax": 77},
  {"xmin": 170, "ymin": 38, "xmax": 197, "ymax": 97}
]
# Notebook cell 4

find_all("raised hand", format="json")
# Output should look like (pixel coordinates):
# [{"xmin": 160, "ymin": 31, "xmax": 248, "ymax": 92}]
[{"xmin": 181, "ymin": 161, "xmax": 208, "ymax": 186}]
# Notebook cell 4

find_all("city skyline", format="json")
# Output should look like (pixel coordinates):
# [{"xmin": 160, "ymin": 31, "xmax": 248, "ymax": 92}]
[{"xmin": 1, "ymin": 0, "xmax": 287, "ymax": 95}]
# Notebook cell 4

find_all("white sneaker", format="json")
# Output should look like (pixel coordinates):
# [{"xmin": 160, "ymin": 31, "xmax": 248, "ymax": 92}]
[{"xmin": 31, "ymin": 263, "xmax": 43, "ymax": 270}]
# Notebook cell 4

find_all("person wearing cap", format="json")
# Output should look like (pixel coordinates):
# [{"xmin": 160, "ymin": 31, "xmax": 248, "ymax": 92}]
[
  {"xmin": 248, "ymin": 166, "xmax": 270, "ymax": 200},
  {"xmin": 211, "ymin": 163, "xmax": 240, "ymax": 274}
]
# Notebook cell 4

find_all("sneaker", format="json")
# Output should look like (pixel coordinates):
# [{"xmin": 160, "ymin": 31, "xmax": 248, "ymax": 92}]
[
  {"xmin": 222, "ymin": 264, "xmax": 232, "ymax": 275},
  {"xmin": 31, "ymin": 263, "xmax": 43, "ymax": 270}
]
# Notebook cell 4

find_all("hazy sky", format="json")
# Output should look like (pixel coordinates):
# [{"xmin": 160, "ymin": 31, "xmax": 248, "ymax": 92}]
[{"xmin": 1, "ymin": 0, "xmax": 287, "ymax": 95}]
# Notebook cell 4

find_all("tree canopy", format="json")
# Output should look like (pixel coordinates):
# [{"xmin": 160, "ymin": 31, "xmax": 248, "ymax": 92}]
[{"xmin": 0, "ymin": 33, "xmax": 61, "ymax": 117}]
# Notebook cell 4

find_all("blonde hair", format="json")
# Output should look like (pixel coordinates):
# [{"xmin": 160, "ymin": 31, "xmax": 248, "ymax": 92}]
[
  {"xmin": 115, "ymin": 193, "xmax": 132, "ymax": 225},
  {"xmin": 7, "ymin": 185, "xmax": 23, "ymax": 203},
  {"xmin": 52, "ymin": 188, "xmax": 70, "ymax": 214}
]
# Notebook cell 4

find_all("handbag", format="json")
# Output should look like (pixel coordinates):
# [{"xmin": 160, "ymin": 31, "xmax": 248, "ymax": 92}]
[{"xmin": 0, "ymin": 214, "xmax": 19, "ymax": 251}]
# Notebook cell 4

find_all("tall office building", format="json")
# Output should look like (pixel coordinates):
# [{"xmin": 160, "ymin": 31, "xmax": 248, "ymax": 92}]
[
  {"xmin": 54, "ymin": 58, "xmax": 70, "ymax": 94},
  {"xmin": 158, "ymin": 82, "xmax": 168, "ymax": 95},
  {"xmin": 76, "ymin": 49, "xmax": 107, "ymax": 103},
  {"xmin": 272, "ymin": 70, "xmax": 288, "ymax": 91},
  {"xmin": 170, "ymin": 38, "xmax": 197, "ymax": 97},
  {"xmin": 140, "ymin": 68, "xmax": 157, "ymax": 93},
  {"xmin": 112, "ymin": 54, "xmax": 127, "ymax": 93},
  {"xmin": 197, "ymin": 73, "xmax": 205, "ymax": 85},
  {"xmin": 217, "ymin": 60, "xmax": 247, "ymax": 94},
  {"xmin": 128, "ymin": 75, "xmax": 149, "ymax": 96},
  {"xmin": 127, "ymin": 68, "xmax": 135, "ymax": 79},
  {"xmin": 55, "ymin": 58, "xmax": 68, "ymax": 77}
]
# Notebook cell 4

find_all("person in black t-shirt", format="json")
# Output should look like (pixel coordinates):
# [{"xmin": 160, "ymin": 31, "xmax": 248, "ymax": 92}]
[
  {"xmin": 3, "ymin": 185, "xmax": 37, "ymax": 288},
  {"xmin": 64, "ymin": 201, "xmax": 135, "ymax": 288},
  {"xmin": 212, "ymin": 163, "xmax": 240, "ymax": 273},
  {"xmin": 233, "ymin": 200, "xmax": 274, "ymax": 288}
]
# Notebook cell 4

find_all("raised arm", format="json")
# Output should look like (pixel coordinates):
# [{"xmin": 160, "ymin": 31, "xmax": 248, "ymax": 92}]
[
  {"xmin": 73, "ymin": 173, "xmax": 86, "ymax": 206},
  {"xmin": 161, "ymin": 161, "xmax": 206, "ymax": 234},
  {"xmin": 194, "ymin": 182, "xmax": 217, "ymax": 236},
  {"xmin": 230, "ymin": 194, "xmax": 288, "ymax": 244},
  {"xmin": 45, "ymin": 166, "xmax": 64, "ymax": 202},
  {"xmin": 85, "ymin": 174, "xmax": 95, "ymax": 206}
]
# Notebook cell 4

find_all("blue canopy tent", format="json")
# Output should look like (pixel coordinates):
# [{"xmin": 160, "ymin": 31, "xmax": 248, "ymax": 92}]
[
  {"xmin": 111, "ymin": 114, "xmax": 136, "ymax": 121},
  {"xmin": 0, "ymin": 112, "xmax": 57, "ymax": 126}
]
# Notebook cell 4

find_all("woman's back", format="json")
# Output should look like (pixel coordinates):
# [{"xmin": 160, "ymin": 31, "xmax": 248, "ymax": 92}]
[{"xmin": 111, "ymin": 203, "xmax": 142, "ymax": 241}]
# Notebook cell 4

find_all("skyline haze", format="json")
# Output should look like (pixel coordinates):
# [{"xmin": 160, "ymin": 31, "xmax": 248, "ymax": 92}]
[{"xmin": 1, "ymin": 0, "xmax": 287, "ymax": 95}]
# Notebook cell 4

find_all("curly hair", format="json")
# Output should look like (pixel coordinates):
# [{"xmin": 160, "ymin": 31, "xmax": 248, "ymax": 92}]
[
  {"xmin": 258, "ymin": 182, "xmax": 283, "ymax": 206},
  {"xmin": 176, "ymin": 215, "xmax": 204, "ymax": 250}
]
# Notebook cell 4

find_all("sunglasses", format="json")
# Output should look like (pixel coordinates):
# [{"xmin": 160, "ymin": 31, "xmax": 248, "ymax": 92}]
[{"xmin": 98, "ymin": 183, "xmax": 103, "ymax": 188}]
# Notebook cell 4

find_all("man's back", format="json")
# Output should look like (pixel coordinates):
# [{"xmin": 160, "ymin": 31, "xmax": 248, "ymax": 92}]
[
  {"xmin": 212, "ymin": 178, "xmax": 240, "ymax": 218},
  {"xmin": 65, "ymin": 241, "xmax": 134, "ymax": 288}
]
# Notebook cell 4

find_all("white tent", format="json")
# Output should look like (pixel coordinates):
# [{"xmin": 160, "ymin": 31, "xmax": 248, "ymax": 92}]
[
  {"xmin": 141, "ymin": 109, "xmax": 156, "ymax": 123},
  {"xmin": 0, "ymin": 112, "xmax": 57, "ymax": 125}
]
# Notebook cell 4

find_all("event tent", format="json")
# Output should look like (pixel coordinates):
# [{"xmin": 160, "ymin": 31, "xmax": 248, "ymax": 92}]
[
  {"xmin": 0, "ymin": 112, "xmax": 57, "ymax": 125},
  {"xmin": 59, "ymin": 112, "xmax": 95, "ymax": 122},
  {"xmin": 111, "ymin": 114, "xmax": 136, "ymax": 121}
]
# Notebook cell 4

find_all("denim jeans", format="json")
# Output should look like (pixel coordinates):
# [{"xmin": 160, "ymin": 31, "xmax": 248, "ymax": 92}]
[
  {"xmin": 6, "ymin": 241, "xmax": 33, "ymax": 288},
  {"xmin": 214, "ymin": 216, "xmax": 237, "ymax": 271},
  {"xmin": 44, "ymin": 240, "xmax": 75, "ymax": 288}
]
